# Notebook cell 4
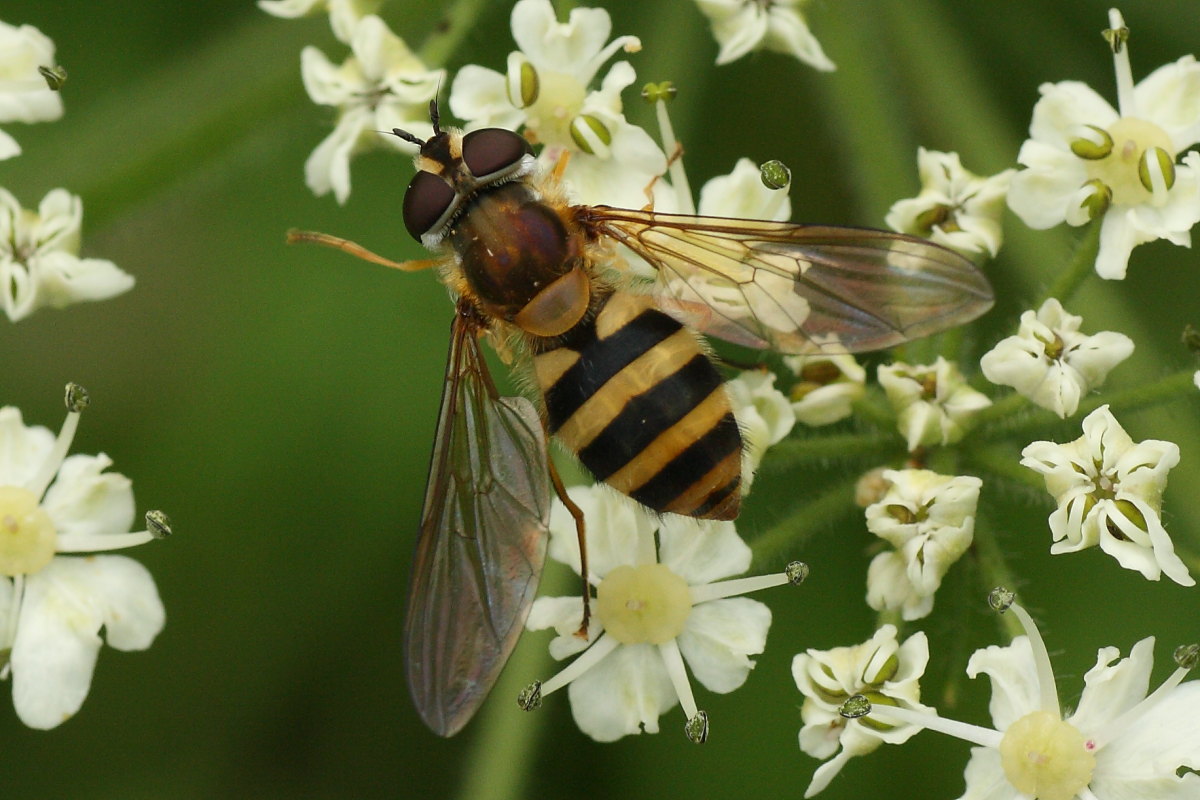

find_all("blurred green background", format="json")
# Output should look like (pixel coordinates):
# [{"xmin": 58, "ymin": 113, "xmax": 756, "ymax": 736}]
[{"xmin": 1, "ymin": 0, "xmax": 1198, "ymax": 797}]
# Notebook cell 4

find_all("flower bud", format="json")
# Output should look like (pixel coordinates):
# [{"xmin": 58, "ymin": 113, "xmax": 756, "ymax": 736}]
[
  {"xmin": 569, "ymin": 114, "xmax": 612, "ymax": 157},
  {"xmin": 1069, "ymin": 124, "xmax": 1113, "ymax": 159}
]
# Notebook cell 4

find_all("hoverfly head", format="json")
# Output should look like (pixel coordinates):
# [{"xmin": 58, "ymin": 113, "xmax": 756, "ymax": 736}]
[{"xmin": 398, "ymin": 99, "xmax": 535, "ymax": 245}]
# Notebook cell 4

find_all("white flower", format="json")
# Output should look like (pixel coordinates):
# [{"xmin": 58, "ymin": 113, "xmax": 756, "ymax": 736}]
[
  {"xmin": 783, "ymin": 352, "xmax": 866, "ymax": 426},
  {"xmin": 523, "ymin": 485, "xmax": 799, "ymax": 742},
  {"xmin": 854, "ymin": 596, "xmax": 1200, "ymax": 800},
  {"xmin": 0, "ymin": 389, "xmax": 167, "ymax": 729},
  {"xmin": 0, "ymin": 21, "xmax": 64, "ymax": 161},
  {"xmin": 886, "ymin": 148, "xmax": 1013, "ymax": 258},
  {"xmin": 692, "ymin": 0, "xmax": 835, "ymax": 69},
  {"xmin": 300, "ymin": 15, "xmax": 443, "ymax": 204},
  {"xmin": 448, "ymin": 0, "xmax": 665, "ymax": 208},
  {"xmin": 1020, "ymin": 405, "xmax": 1190, "ymax": 585},
  {"xmin": 980, "ymin": 298, "xmax": 1134, "ymax": 418},
  {"xmin": 1007, "ymin": 10, "xmax": 1200, "ymax": 279},
  {"xmin": 878, "ymin": 358, "xmax": 992, "ymax": 451},
  {"xmin": 257, "ymin": 0, "xmax": 377, "ymax": 42},
  {"xmin": 864, "ymin": 470, "xmax": 981, "ymax": 621},
  {"xmin": 0, "ymin": 188, "xmax": 135, "ymax": 322},
  {"xmin": 724, "ymin": 369, "xmax": 795, "ymax": 493},
  {"xmin": 792, "ymin": 625, "xmax": 931, "ymax": 797}
]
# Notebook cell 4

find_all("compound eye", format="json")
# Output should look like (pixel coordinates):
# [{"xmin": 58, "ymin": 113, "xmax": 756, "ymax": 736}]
[
  {"xmin": 403, "ymin": 170, "xmax": 456, "ymax": 240},
  {"xmin": 462, "ymin": 128, "xmax": 533, "ymax": 181}
]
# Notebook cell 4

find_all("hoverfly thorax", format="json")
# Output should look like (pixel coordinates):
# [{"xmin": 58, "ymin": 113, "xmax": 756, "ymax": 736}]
[{"xmin": 398, "ymin": 123, "xmax": 594, "ymax": 339}]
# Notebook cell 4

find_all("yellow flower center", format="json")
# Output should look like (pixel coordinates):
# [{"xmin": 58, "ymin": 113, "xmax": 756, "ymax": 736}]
[
  {"xmin": 595, "ymin": 563, "xmax": 692, "ymax": 645},
  {"xmin": 998, "ymin": 710, "xmax": 1096, "ymax": 800},
  {"xmin": 524, "ymin": 70, "xmax": 586, "ymax": 149},
  {"xmin": 1084, "ymin": 116, "xmax": 1175, "ymax": 205},
  {"xmin": 0, "ymin": 486, "xmax": 57, "ymax": 576}
]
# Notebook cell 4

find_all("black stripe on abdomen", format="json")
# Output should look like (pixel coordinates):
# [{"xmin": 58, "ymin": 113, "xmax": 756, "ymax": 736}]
[
  {"xmin": 542, "ymin": 307, "xmax": 679, "ymax": 432},
  {"xmin": 628, "ymin": 412, "xmax": 741, "ymax": 512},
  {"xmin": 578, "ymin": 355, "xmax": 721, "ymax": 481}
]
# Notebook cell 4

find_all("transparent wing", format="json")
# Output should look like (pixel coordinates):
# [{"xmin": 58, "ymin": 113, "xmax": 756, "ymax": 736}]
[
  {"xmin": 585, "ymin": 206, "xmax": 994, "ymax": 354},
  {"xmin": 405, "ymin": 303, "xmax": 551, "ymax": 737}
]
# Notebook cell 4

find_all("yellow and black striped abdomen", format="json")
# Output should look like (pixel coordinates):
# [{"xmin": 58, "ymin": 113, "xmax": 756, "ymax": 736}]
[{"xmin": 533, "ymin": 293, "xmax": 742, "ymax": 520}]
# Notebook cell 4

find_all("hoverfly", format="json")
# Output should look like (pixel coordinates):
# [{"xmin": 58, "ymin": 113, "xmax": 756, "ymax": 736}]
[{"xmin": 292, "ymin": 101, "xmax": 992, "ymax": 737}]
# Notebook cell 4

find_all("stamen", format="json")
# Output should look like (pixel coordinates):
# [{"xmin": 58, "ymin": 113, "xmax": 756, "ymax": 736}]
[
  {"xmin": 1106, "ymin": 9, "xmax": 1136, "ymax": 117},
  {"xmin": 1089, "ymin": 643, "xmax": 1195, "ymax": 748},
  {"xmin": 1005, "ymin": 598, "xmax": 1061, "ymax": 717},
  {"xmin": 852, "ymin": 698, "xmax": 1004, "ymax": 748},
  {"xmin": 648, "ymin": 86, "xmax": 695, "ymax": 215},
  {"xmin": 25, "ymin": 384, "xmax": 86, "ymax": 500},
  {"xmin": 584, "ymin": 35, "xmax": 642, "ymax": 81},
  {"xmin": 659, "ymin": 638, "xmax": 699, "ymax": 720},
  {"xmin": 537, "ymin": 632, "xmax": 620, "ymax": 697},
  {"xmin": 55, "ymin": 530, "xmax": 156, "ymax": 552},
  {"xmin": 689, "ymin": 571, "xmax": 792, "ymax": 602}
]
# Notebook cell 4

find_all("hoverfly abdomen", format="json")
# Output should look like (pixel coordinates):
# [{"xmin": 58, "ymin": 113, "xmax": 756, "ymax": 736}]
[{"xmin": 533, "ymin": 293, "xmax": 742, "ymax": 520}]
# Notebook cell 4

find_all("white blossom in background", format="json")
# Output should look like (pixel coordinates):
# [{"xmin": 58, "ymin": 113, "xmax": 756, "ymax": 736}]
[
  {"xmin": 878, "ymin": 358, "xmax": 992, "ymax": 451},
  {"xmin": 783, "ymin": 352, "xmax": 865, "ymax": 426},
  {"xmin": 1021, "ymin": 405, "xmax": 1191, "ymax": 585},
  {"xmin": 864, "ymin": 470, "xmax": 981, "ymax": 621},
  {"xmin": 886, "ymin": 148, "xmax": 1013, "ymax": 258},
  {"xmin": 0, "ymin": 188, "xmax": 134, "ymax": 322},
  {"xmin": 0, "ymin": 21, "xmax": 64, "ymax": 161},
  {"xmin": 792, "ymin": 625, "xmax": 931, "ymax": 797},
  {"xmin": 448, "ymin": 0, "xmax": 665, "ymax": 208},
  {"xmin": 1007, "ymin": 9, "xmax": 1200, "ymax": 279},
  {"xmin": 725, "ymin": 369, "xmax": 795, "ymax": 494},
  {"xmin": 980, "ymin": 298, "xmax": 1134, "ymax": 418},
  {"xmin": 0, "ymin": 388, "xmax": 167, "ymax": 729},
  {"xmin": 300, "ymin": 15, "xmax": 443, "ymax": 204},
  {"xmin": 692, "ymin": 0, "xmax": 835, "ymax": 69},
  {"xmin": 257, "ymin": 0, "xmax": 377, "ymax": 42},
  {"xmin": 522, "ymin": 485, "xmax": 800, "ymax": 742},
  {"xmin": 852, "ymin": 596, "xmax": 1200, "ymax": 800},
  {"xmin": 1195, "ymin": 370, "xmax": 1199, "ymax": 389}
]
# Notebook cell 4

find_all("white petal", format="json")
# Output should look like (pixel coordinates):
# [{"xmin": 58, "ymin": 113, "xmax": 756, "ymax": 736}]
[
  {"xmin": 1027, "ymin": 80, "xmax": 1117, "ymax": 145},
  {"xmin": 41, "ymin": 454, "xmax": 135, "ymax": 539},
  {"xmin": 763, "ymin": 6, "xmax": 835, "ymax": 71},
  {"xmin": 31, "ymin": 253, "xmax": 135, "ymax": 309},
  {"xmin": 658, "ymin": 517, "xmax": 750, "ymax": 584},
  {"xmin": 966, "ymin": 636, "xmax": 1039, "ymax": 731},
  {"xmin": 566, "ymin": 642, "xmax": 674, "ymax": 741},
  {"xmin": 526, "ymin": 595, "xmax": 595, "ymax": 659},
  {"xmin": 10, "ymin": 562, "xmax": 103, "ymax": 728},
  {"xmin": 1093, "ymin": 681, "xmax": 1200, "ymax": 797},
  {"xmin": 1068, "ymin": 638, "xmax": 1153, "ymax": 735},
  {"xmin": 957, "ymin": 745, "xmax": 1021, "ymax": 800},
  {"xmin": 1133, "ymin": 55, "xmax": 1200, "ymax": 151},
  {"xmin": 699, "ymin": 158, "xmax": 792, "ymax": 221},
  {"xmin": 447, "ymin": 64, "xmax": 512, "ymax": 126},
  {"xmin": 304, "ymin": 106, "xmax": 372, "ymax": 203},
  {"xmin": 676, "ymin": 597, "xmax": 769, "ymax": 693},
  {"xmin": 0, "ymin": 128, "xmax": 19, "ymax": 160},
  {"xmin": 548, "ymin": 486, "xmax": 654, "ymax": 579},
  {"xmin": 0, "ymin": 407, "xmax": 54, "ymax": 487}
]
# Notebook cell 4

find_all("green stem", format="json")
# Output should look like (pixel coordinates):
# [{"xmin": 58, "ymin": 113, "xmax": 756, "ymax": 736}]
[
  {"xmin": 977, "ymin": 367, "xmax": 1198, "ymax": 442},
  {"xmin": 970, "ymin": 515, "xmax": 1027, "ymax": 641},
  {"xmin": 761, "ymin": 431, "xmax": 896, "ymax": 472},
  {"xmin": 1042, "ymin": 220, "xmax": 1103, "ymax": 305},
  {"xmin": 852, "ymin": 390, "xmax": 897, "ymax": 431},
  {"xmin": 453, "ymin": 562, "xmax": 570, "ymax": 800},
  {"xmin": 970, "ymin": 390, "xmax": 1029, "ymax": 427},
  {"xmin": 419, "ymin": 0, "xmax": 496, "ymax": 67},
  {"xmin": 964, "ymin": 443, "xmax": 1043, "ymax": 492},
  {"xmin": 749, "ymin": 480, "xmax": 858, "ymax": 571}
]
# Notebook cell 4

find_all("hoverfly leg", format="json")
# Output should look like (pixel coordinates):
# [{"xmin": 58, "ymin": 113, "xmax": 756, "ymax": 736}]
[
  {"xmin": 286, "ymin": 229, "xmax": 440, "ymax": 272},
  {"xmin": 546, "ymin": 453, "xmax": 591, "ymax": 638},
  {"xmin": 549, "ymin": 148, "xmax": 572, "ymax": 183},
  {"xmin": 639, "ymin": 141, "xmax": 683, "ymax": 212}
]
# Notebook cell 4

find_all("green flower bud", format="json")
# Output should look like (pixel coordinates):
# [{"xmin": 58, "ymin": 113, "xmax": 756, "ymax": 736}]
[
  {"xmin": 1078, "ymin": 179, "xmax": 1112, "ymax": 220},
  {"xmin": 570, "ymin": 114, "xmax": 612, "ymax": 156},
  {"xmin": 1069, "ymin": 125, "xmax": 1113, "ymax": 160},
  {"xmin": 505, "ymin": 54, "xmax": 539, "ymax": 109},
  {"xmin": 1138, "ymin": 146, "xmax": 1176, "ymax": 193}
]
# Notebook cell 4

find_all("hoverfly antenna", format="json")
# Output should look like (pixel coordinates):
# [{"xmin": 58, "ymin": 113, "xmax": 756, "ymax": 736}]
[
  {"xmin": 428, "ymin": 98, "xmax": 442, "ymax": 136},
  {"xmin": 391, "ymin": 128, "xmax": 427, "ymax": 148}
]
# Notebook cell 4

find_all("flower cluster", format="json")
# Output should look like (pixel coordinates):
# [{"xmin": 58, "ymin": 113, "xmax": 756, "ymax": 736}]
[{"xmin": 258, "ymin": 3, "xmax": 1200, "ymax": 797}]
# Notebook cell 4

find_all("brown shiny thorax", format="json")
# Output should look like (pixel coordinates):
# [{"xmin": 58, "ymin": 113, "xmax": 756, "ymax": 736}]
[{"xmin": 447, "ymin": 182, "xmax": 584, "ymax": 324}]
